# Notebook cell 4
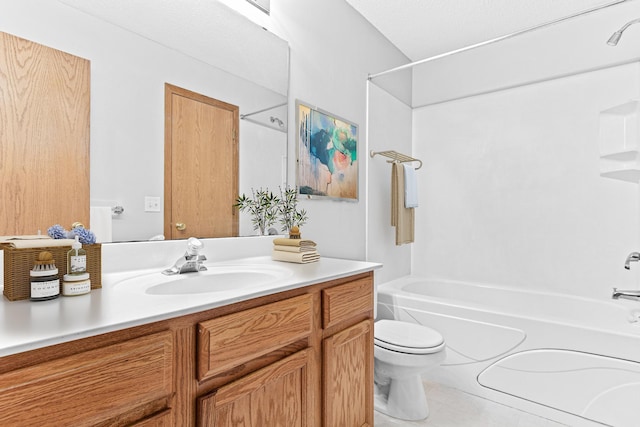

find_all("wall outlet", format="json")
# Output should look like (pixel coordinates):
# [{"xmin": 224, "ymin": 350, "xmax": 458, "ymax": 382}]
[{"xmin": 144, "ymin": 196, "xmax": 161, "ymax": 212}]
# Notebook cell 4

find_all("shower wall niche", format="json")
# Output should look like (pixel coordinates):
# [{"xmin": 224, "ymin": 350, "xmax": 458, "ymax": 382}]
[{"xmin": 599, "ymin": 100, "xmax": 640, "ymax": 183}]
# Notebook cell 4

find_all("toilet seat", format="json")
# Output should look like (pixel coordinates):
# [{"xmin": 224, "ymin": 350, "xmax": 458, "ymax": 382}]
[{"xmin": 375, "ymin": 320, "xmax": 444, "ymax": 355}]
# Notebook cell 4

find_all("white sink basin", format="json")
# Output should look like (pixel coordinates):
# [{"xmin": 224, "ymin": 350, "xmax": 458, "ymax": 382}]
[{"xmin": 113, "ymin": 264, "xmax": 292, "ymax": 296}]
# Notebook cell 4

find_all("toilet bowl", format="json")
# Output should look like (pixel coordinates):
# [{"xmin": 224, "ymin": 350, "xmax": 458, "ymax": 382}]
[{"xmin": 373, "ymin": 319, "xmax": 446, "ymax": 421}]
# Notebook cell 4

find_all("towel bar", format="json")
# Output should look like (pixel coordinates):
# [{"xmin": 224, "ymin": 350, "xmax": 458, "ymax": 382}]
[{"xmin": 370, "ymin": 150, "xmax": 422, "ymax": 170}]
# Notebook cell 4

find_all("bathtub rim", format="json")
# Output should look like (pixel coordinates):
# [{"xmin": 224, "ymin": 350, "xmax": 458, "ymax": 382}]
[{"xmin": 377, "ymin": 275, "xmax": 640, "ymax": 339}]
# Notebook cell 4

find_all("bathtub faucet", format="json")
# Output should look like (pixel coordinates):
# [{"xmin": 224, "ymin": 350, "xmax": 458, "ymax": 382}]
[
  {"xmin": 624, "ymin": 252, "xmax": 640, "ymax": 270},
  {"xmin": 612, "ymin": 288, "xmax": 640, "ymax": 301}
]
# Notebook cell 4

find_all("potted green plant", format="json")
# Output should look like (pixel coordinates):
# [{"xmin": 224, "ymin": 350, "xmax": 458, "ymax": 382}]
[
  {"xmin": 235, "ymin": 188, "xmax": 280, "ymax": 235},
  {"xmin": 278, "ymin": 185, "xmax": 308, "ymax": 234}
]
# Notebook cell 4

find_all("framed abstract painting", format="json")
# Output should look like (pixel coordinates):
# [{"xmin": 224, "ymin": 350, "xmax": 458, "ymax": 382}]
[{"xmin": 296, "ymin": 100, "xmax": 358, "ymax": 200}]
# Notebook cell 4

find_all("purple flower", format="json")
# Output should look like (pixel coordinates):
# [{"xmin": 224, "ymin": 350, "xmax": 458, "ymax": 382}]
[
  {"xmin": 68, "ymin": 227, "xmax": 97, "ymax": 244},
  {"xmin": 47, "ymin": 224, "xmax": 67, "ymax": 239}
]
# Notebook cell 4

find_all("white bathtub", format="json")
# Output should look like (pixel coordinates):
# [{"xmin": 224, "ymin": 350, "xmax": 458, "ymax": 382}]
[{"xmin": 377, "ymin": 277, "xmax": 640, "ymax": 427}]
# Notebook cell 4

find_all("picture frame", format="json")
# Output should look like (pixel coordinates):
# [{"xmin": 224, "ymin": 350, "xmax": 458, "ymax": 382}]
[{"xmin": 296, "ymin": 100, "xmax": 358, "ymax": 201}]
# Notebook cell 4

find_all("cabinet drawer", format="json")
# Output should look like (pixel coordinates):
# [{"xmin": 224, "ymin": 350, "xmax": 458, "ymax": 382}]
[
  {"xmin": 322, "ymin": 277, "xmax": 373, "ymax": 329},
  {"xmin": 0, "ymin": 331, "xmax": 173, "ymax": 426},
  {"xmin": 198, "ymin": 293, "xmax": 313, "ymax": 381}
]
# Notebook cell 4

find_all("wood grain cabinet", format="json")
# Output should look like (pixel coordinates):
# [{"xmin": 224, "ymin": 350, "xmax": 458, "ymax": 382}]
[
  {"xmin": 0, "ymin": 271, "xmax": 374, "ymax": 427},
  {"xmin": 0, "ymin": 331, "xmax": 174, "ymax": 426},
  {"xmin": 322, "ymin": 277, "xmax": 374, "ymax": 427},
  {"xmin": 198, "ymin": 348, "xmax": 314, "ymax": 426},
  {"xmin": 197, "ymin": 294, "xmax": 313, "ymax": 382}
]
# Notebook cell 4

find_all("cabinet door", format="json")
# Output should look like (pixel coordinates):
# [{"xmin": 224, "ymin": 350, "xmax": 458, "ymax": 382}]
[
  {"xmin": 323, "ymin": 319, "xmax": 373, "ymax": 427},
  {"xmin": 198, "ymin": 348, "xmax": 313, "ymax": 427},
  {"xmin": 0, "ymin": 331, "xmax": 173, "ymax": 426}
]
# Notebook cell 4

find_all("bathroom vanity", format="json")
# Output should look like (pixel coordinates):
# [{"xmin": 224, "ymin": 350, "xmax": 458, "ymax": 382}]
[{"xmin": 0, "ymin": 249, "xmax": 378, "ymax": 427}]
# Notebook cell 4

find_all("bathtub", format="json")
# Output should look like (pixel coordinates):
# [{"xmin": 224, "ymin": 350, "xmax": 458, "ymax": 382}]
[{"xmin": 377, "ymin": 277, "xmax": 640, "ymax": 427}]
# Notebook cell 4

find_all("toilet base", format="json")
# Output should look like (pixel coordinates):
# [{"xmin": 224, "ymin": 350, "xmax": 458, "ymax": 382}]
[{"xmin": 374, "ymin": 374, "xmax": 429, "ymax": 421}]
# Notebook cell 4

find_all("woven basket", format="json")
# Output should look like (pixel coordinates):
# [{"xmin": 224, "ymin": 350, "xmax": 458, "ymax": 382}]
[{"xmin": 2, "ymin": 243, "xmax": 101, "ymax": 301}]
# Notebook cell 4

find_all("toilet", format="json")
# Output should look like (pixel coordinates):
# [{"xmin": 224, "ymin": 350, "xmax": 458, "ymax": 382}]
[{"xmin": 373, "ymin": 319, "xmax": 446, "ymax": 421}]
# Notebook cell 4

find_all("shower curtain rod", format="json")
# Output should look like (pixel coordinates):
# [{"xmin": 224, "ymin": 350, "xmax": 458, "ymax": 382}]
[{"xmin": 368, "ymin": 0, "xmax": 630, "ymax": 81}]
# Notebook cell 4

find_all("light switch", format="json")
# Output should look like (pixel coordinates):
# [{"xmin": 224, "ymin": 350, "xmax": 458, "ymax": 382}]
[{"xmin": 144, "ymin": 196, "xmax": 161, "ymax": 212}]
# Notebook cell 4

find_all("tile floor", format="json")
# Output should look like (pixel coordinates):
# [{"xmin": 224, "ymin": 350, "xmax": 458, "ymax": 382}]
[{"xmin": 374, "ymin": 382, "xmax": 567, "ymax": 427}]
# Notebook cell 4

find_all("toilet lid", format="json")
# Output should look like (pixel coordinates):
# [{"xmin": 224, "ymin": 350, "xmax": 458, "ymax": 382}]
[{"xmin": 374, "ymin": 320, "xmax": 444, "ymax": 354}]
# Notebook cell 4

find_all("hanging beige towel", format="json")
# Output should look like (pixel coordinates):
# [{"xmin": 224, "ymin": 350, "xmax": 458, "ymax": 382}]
[
  {"xmin": 272, "ymin": 249, "xmax": 320, "ymax": 263},
  {"xmin": 391, "ymin": 163, "xmax": 414, "ymax": 245}
]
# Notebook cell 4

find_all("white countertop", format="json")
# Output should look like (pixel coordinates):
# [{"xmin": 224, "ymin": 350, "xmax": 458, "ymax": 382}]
[{"xmin": 0, "ymin": 255, "xmax": 380, "ymax": 357}]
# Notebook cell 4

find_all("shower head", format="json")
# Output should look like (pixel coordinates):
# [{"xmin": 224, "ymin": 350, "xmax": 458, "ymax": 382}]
[
  {"xmin": 270, "ymin": 116, "xmax": 284, "ymax": 127},
  {"xmin": 607, "ymin": 30, "xmax": 623, "ymax": 46},
  {"xmin": 607, "ymin": 18, "xmax": 640, "ymax": 46}
]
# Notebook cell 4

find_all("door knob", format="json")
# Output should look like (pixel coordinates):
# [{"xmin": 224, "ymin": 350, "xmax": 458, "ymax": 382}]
[{"xmin": 175, "ymin": 222, "xmax": 186, "ymax": 231}]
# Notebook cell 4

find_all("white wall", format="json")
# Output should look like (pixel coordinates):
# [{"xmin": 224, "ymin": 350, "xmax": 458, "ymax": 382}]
[
  {"xmin": 259, "ymin": 0, "xmax": 410, "ymax": 260},
  {"xmin": 367, "ymin": 84, "xmax": 413, "ymax": 283},
  {"xmin": 238, "ymin": 123, "xmax": 288, "ymax": 236},
  {"xmin": 412, "ymin": 62, "xmax": 640, "ymax": 299}
]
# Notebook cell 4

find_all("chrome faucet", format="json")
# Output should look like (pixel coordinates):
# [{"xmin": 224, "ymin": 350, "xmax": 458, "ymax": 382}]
[
  {"xmin": 612, "ymin": 287, "xmax": 640, "ymax": 301},
  {"xmin": 624, "ymin": 252, "xmax": 640, "ymax": 270},
  {"xmin": 162, "ymin": 237, "xmax": 208, "ymax": 275}
]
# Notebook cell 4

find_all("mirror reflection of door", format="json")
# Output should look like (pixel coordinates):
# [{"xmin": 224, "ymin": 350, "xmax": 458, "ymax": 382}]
[
  {"xmin": 164, "ymin": 84, "xmax": 239, "ymax": 240},
  {"xmin": 0, "ymin": 32, "xmax": 90, "ymax": 235}
]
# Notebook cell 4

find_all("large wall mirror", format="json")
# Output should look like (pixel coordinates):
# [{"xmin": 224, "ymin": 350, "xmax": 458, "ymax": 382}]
[{"xmin": 51, "ymin": 0, "xmax": 290, "ymax": 242}]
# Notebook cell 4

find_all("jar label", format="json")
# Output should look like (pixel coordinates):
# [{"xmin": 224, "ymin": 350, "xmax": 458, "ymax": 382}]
[
  {"xmin": 70, "ymin": 255, "xmax": 86, "ymax": 273},
  {"xmin": 62, "ymin": 279, "xmax": 91, "ymax": 296},
  {"xmin": 31, "ymin": 279, "xmax": 60, "ymax": 298}
]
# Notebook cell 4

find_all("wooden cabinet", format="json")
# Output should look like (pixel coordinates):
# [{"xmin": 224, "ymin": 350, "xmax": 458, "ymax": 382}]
[
  {"xmin": 322, "ymin": 277, "xmax": 374, "ymax": 427},
  {"xmin": 197, "ymin": 294, "xmax": 313, "ymax": 381},
  {"xmin": 132, "ymin": 410, "xmax": 174, "ymax": 427},
  {"xmin": 0, "ymin": 271, "xmax": 374, "ymax": 427},
  {"xmin": 323, "ymin": 321, "xmax": 373, "ymax": 427},
  {"xmin": 322, "ymin": 276, "xmax": 373, "ymax": 329},
  {"xmin": 198, "ymin": 349, "xmax": 313, "ymax": 426},
  {"xmin": 0, "ymin": 331, "xmax": 174, "ymax": 426},
  {"xmin": 194, "ymin": 273, "xmax": 374, "ymax": 427}
]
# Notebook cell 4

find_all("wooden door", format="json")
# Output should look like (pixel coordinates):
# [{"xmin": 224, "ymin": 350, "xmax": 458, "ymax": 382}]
[
  {"xmin": 323, "ymin": 319, "xmax": 374, "ymax": 427},
  {"xmin": 197, "ymin": 349, "xmax": 313, "ymax": 426},
  {"xmin": 164, "ymin": 84, "xmax": 239, "ymax": 239},
  {"xmin": 0, "ymin": 32, "xmax": 90, "ymax": 235}
]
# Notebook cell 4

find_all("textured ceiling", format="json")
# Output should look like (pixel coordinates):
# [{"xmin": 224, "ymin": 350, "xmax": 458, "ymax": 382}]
[{"xmin": 345, "ymin": 0, "xmax": 632, "ymax": 61}]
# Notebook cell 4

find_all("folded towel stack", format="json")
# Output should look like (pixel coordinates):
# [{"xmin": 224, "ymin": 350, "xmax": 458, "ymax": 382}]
[
  {"xmin": 272, "ymin": 237, "xmax": 320, "ymax": 263},
  {"xmin": 0, "ymin": 235, "xmax": 77, "ymax": 249}
]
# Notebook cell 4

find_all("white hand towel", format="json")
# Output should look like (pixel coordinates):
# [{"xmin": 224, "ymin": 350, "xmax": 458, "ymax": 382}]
[
  {"xmin": 404, "ymin": 165, "xmax": 419, "ymax": 208},
  {"xmin": 90, "ymin": 206, "xmax": 113, "ymax": 243}
]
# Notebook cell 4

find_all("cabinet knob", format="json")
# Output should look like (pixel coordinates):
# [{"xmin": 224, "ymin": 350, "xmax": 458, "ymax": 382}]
[{"xmin": 175, "ymin": 222, "xmax": 186, "ymax": 231}]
